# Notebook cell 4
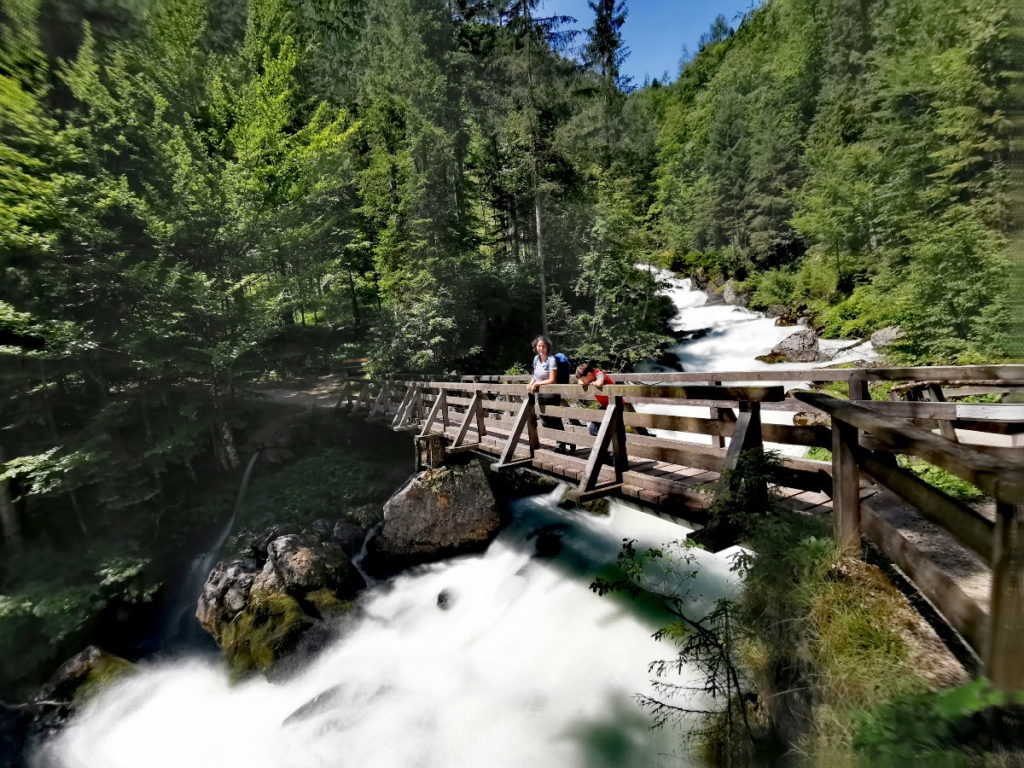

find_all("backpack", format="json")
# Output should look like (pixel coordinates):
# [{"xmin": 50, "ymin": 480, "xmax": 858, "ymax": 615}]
[{"xmin": 553, "ymin": 352, "xmax": 572, "ymax": 384}]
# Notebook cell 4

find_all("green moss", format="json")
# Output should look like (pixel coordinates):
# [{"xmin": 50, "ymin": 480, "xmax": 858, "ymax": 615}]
[
  {"xmin": 806, "ymin": 446, "xmax": 832, "ymax": 462},
  {"xmin": 73, "ymin": 652, "xmax": 135, "ymax": 707},
  {"xmin": 305, "ymin": 589, "xmax": 354, "ymax": 620},
  {"xmin": 220, "ymin": 593, "xmax": 315, "ymax": 679}
]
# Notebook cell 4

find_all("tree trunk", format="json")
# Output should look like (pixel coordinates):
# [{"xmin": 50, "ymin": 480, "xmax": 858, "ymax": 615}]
[
  {"xmin": 534, "ymin": 184, "xmax": 548, "ymax": 337},
  {"xmin": 0, "ymin": 441, "xmax": 23, "ymax": 557}
]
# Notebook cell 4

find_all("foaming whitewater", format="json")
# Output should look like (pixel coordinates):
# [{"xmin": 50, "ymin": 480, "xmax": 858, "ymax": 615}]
[
  {"xmin": 37, "ymin": 489, "xmax": 740, "ymax": 768},
  {"xmin": 637, "ymin": 268, "xmax": 877, "ymax": 455}
]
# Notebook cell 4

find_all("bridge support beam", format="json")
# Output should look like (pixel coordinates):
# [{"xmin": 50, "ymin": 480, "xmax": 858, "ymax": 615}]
[
  {"xmin": 986, "ymin": 499, "xmax": 1024, "ymax": 691},
  {"xmin": 831, "ymin": 419, "xmax": 861, "ymax": 554}
]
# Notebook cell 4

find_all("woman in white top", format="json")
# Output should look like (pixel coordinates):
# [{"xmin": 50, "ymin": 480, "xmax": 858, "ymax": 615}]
[{"xmin": 526, "ymin": 335, "xmax": 573, "ymax": 453}]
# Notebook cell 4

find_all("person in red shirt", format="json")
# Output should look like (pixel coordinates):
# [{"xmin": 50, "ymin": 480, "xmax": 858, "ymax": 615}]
[{"xmin": 575, "ymin": 361, "xmax": 614, "ymax": 435}]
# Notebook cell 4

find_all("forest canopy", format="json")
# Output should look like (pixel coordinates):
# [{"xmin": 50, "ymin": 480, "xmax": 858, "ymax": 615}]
[{"xmin": 0, "ymin": 0, "xmax": 1017, "ymax": 632}]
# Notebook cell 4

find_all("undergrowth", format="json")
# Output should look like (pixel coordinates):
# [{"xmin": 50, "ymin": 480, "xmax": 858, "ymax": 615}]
[{"xmin": 593, "ymin": 447, "xmax": 972, "ymax": 766}]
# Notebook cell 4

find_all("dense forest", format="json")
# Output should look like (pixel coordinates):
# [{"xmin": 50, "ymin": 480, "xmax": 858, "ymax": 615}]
[{"xmin": 0, "ymin": 0, "xmax": 1018, "ymax": 696}]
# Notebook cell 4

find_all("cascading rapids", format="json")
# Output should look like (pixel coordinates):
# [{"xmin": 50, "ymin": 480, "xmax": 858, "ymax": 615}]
[
  {"xmin": 35, "ymin": 489, "xmax": 742, "ymax": 768},
  {"xmin": 635, "ymin": 269, "xmax": 876, "ymax": 456}
]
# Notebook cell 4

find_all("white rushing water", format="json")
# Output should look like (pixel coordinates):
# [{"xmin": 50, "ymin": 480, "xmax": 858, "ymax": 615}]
[
  {"xmin": 635, "ymin": 268, "xmax": 876, "ymax": 455},
  {"xmin": 37, "ymin": 490, "xmax": 743, "ymax": 768}
]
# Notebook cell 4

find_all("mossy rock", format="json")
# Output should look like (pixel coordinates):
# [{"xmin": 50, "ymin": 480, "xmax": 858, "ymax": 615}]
[
  {"xmin": 41, "ymin": 646, "xmax": 136, "ymax": 717},
  {"xmin": 305, "ymin": 589, "xmax": 354, "ymax": 620},
  {"xmin": 220, "ymin": 593, "xmax": 316, "ymax": 679}
]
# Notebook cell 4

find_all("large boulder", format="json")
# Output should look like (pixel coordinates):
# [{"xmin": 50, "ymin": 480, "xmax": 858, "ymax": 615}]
[
  {"xmin": 197, "ymin": 522, "xmax": 365, "ymax": 676},
  {"xmin": 722, "ymin": 279, "xmax": 750, "ymax": 307},
  {"xmin": 759, "ymin": 329, "xmax": 820, "ymax": 363},
  {"xmin": 870, "ymin": 325, "xmax": 904, "ymax": 350},
  {"xmin": 250, "ymin": 534, "xmax": 364, "ymax": 600},
  {"xmin": 196, "ymin": 558, "xmax": 261, "ymax": 643},
  {"xmin": 30, "ymin": 646, "xmax": 135, "ymax": 734},
  {"xmin": 366, "ymin": 461, "xmax": 502, "ymax": 575}
]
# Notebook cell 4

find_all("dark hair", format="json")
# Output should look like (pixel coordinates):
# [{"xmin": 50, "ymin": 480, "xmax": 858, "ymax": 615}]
[
  {"xmin": 576, "ymin": 361, "xmax": 597, "ymax": 377},
  {"xmin": 531, "ymin": 335, "xmax": 553, "ymax": 354}
]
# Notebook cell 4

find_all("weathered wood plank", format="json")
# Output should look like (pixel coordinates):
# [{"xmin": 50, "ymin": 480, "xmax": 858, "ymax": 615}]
[
  {"xmin": 986, "ymin": 500, "xmax": 1024, "ymax": 691},
  {"xmin": 858, "ymin": 451, "xmax": 994, "ymax": 561},
  {"xmin": 430, "ymin": 382, "xmax": 786, "ymax": 402},
  {"xmin": 832, "ymin": 419, "xmax": 861, "ymax": 553}
]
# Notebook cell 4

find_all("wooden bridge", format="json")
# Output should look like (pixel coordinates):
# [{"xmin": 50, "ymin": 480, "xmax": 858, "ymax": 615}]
[{"xmin": 333, "ymin": 365, "xmax": 1024, "ymax": 690}]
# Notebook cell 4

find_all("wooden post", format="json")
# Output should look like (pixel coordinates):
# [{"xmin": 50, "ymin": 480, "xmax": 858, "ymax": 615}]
[
  {"xmin": 354, "ymin": 380, "xmax": 374, "ymax": 412},
  {"xmin": 367, "ymin": 381, "xmax": 391, "ymax": 418},
  {"xmin": 985, "ymin": 499, "xmax": 1024, "ymax": 691},
  {"xmin": 334, "ymin": 379, "xmax": 353, "ymax": 411},
  {"xmin": 475, "ymin": 391, "xmax": 486, "ymax": 439},
  {"xmin": 831, "ymin": 418, "xmax": 861, "ymax": 553},
  {"xmin": 710, "ymin": 380, "xmax": 726, "ymax": 448},
  {"xmin": 417, "ymin": 434, "xmax": 447, "ymax": 469},
  {"xmin": 927, "ymin": 383, "xmax": 959, "ymax": 442},
  {"xmin": 848, "ymin": 377, "xmax": 869, "ymax": 401}
]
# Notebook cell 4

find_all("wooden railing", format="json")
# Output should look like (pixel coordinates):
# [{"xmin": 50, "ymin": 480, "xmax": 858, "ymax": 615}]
[{"xmin": 794, "ymin": 391, "xmax": 1024, "ymax": 691}]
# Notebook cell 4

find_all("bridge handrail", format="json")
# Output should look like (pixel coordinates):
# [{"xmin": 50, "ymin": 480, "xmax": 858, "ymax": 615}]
[
  {"xmin": 462, "ymin": 364, "xmax": 1024, "ymax": 385},
  {"xmin": 794, "ymin": 392, "xmax": 1024, "ymax": 502},
  {"xmin": 793, "ymin": 390, "xmax": 1024, "ymax": 691},
  {"xmin": 430, "ymin": 381, "xmax": 786, "ymax": 402}
]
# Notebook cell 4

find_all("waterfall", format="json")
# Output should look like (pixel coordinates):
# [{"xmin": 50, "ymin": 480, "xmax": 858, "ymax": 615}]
[
  {"xmin": 161, "ymin": 451, "xmax": 262, "ymax": 650},
  {"xmin": 36, "ymin": 492, "xmax": 739, "ymax": 768}
]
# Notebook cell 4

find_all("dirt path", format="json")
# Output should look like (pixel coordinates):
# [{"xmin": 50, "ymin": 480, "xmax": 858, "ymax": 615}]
[{"xmin": 255, "ymin": 375, "xmax": 349, "ymax": 410}]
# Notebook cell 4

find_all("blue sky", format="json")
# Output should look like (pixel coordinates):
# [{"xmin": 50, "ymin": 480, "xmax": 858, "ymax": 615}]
[{"xmin": 538, "ymin": 0, "xmax": 763, "ymax": 85}]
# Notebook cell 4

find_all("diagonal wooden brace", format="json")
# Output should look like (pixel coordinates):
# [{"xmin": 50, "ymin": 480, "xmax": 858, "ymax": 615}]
[
  {"xmin": 581, "ymin": 398, "xmax": 626, "ymax": 493},
  {"xmin": 452, "ymin": 391, "xmax": 484, "ymax": 448},
  {"xmin": 419, "ymin": 390, "xmax": 447, "ymax": 437},
  {"xmin": 390, "ymin": 384, "xmax": 417, "ymax": 428},
  {"xmin": 367, "ymin": 381, "xmax": 391, "ymax": 418},
  {"xmin": 496, "ymin": 395, "xmax": 537, "ymax": 467}
]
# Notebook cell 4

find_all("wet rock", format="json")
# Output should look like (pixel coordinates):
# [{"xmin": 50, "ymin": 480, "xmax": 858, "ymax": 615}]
[
  {"xmin": 36, "ymin": 646, "xmax": 135, "ymax": 725},
  {"xmin": 219, "ymin": 593, "xmax": 318, "ymax": 678},
  {"xmin": 365, "ymin": 461, "xmax": 503, "ymax": 575},
  {"xmin": 436, "ymin": 589, "xmax": 454, "ymax": 611},
  {"xmin": 331, "ymin": 520, "xmax": 366, "ymax": 557},
  {"xmin": 308, "ymin": 519, "xmax": 334, "ymax": 539},
  {"xmin": 762, "ymin": 329, "xmax": 820, "ymax": 363},
  {"xmin": 703, "ymin": 288, "xmax": 726, "ymax": 306},
  {"xmin": 196, "ymin": 559, "xmax": 261, "ymax": 642},
  {"xmin": 257, "ymin": 535, "xmax": 364, "ymax": 598},
  {"xmin": 654, "ymin": 351, "xmax": 682, "ymax": 370},
  {"xmin": 199, "ymin": 535, "xmax": 363, "ymax": 677},
  {"xmin": 283, "ymin": 685, "xmax": 344, "ymax": 726},
  {"xmin": 251, "ymin": 525, "xmax": 301, "ymax": 558},
  {"xmin": 766, "ymin": 304, "xmax": 800, "ymax": 326},
  {"xmin": 722, "ymin": 279, "xmax": 749, "ymax": 307},
  {"xmin": 871, "ymin": 325, "xmax": 904, "ymax": 349},
  {"xmin": 534, "ymin": 532, "xmax": 563, "ymax": 558}
]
